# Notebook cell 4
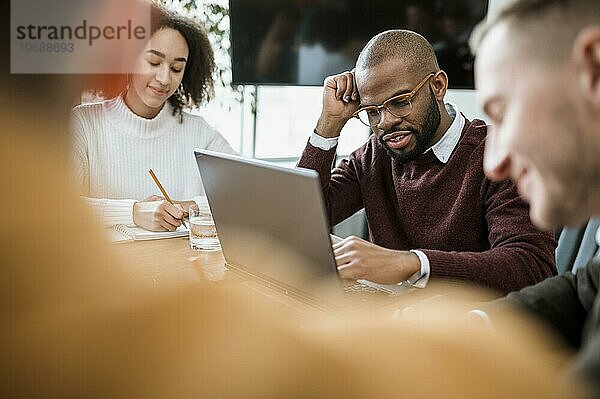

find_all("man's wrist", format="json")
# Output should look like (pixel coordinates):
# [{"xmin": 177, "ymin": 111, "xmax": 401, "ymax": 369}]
[
  {"xmin": 404, "ymin": 251, "xmax": 421, "ymax": 277},
  {"xmin": 407, "ymin": 250, "xmax": 430, "ymax": 288},
  {"xmin": 310, "ymin": 130, "xmax": 339, "ymax": 150},
  {"xmin": 315, "ymin": 116, "xmax": 346, "ymax": 138}
]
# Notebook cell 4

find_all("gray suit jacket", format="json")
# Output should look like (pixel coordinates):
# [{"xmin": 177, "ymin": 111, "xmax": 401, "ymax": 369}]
[{"xmin": 506, "ymin": 256, "xmax": 600, "ymax": 395}]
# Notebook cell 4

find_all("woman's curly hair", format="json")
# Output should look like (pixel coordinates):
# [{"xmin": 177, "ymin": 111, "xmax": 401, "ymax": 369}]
[{"xmin": 150, "ymin": 2, "xmax": 216, "ymax": 120}]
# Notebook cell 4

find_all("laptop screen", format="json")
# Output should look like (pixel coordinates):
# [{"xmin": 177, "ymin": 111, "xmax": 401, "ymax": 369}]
[{"xmin": 195, "ymin": 150, "xmax": 340, "ymax": 298}]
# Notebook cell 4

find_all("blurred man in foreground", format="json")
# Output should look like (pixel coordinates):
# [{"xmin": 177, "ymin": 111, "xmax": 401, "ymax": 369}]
[{"xmin": 474, "ymin": 0, "xmax": 600, "ymax": 394}]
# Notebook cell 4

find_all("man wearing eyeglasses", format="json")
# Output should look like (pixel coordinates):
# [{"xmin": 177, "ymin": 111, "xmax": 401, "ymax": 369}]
[{"xmin": 298, "ymin": 29, "xmax": 557, "ymax": 295}]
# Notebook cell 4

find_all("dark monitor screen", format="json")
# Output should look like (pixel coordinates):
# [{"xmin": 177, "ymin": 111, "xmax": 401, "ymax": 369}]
[{"xmin": 230, "ymin": 0, "xmax": 488, "ymax": 88}]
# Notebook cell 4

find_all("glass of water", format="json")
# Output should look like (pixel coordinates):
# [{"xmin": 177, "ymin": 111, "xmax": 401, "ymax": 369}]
[{"xmin": 188, "ymin": 203, "xmax": 221, "ymax": 251}]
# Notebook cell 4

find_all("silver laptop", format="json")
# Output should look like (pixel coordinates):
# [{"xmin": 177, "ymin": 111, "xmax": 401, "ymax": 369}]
[{"xmin": 194, "ymin": 150, "xmax": 408, "ymax": 310}]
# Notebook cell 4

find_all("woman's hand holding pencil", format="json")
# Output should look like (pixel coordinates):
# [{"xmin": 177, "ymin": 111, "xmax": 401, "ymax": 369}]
[{"xmin": 129, "ymin": 169, "xmax": 190, "ymax": 232}]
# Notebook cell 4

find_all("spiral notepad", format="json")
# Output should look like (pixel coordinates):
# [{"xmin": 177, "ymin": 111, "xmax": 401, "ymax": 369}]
[{"xmin": 110, "ymin": 224, "xmax": 188, "ymax": 242}]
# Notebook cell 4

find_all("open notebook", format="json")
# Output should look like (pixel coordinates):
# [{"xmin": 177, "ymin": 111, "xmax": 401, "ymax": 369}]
[{"xmin": 107, "ymin": 224, "xmax": 188, "ymax": 243}]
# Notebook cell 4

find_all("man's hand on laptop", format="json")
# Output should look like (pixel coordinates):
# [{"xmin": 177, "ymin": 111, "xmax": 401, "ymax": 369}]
[{"xmin": 333, "ymin": 236, "xmax": 420, "ymax": 284}]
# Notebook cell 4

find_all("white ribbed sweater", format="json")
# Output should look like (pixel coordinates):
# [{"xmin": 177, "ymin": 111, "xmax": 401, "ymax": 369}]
[{"xmin": 71, "ymin": 95, "xmax": 234, "ymax": 227}]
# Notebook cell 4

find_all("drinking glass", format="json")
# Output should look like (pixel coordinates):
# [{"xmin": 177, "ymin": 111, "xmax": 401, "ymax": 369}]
[{"xmin": 188, "ymin": 204, "xmax": 221, "ymax": 251}]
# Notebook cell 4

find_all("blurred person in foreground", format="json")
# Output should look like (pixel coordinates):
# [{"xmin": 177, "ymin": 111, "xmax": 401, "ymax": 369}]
[
  {"xmin": 0, "ymin": 1, "xmax": 585, "ymax": 398},
  {"xmin": 473, "ymin": 0, "xmax": 600, "ymax": 394},
  {"xmin": 298, "ymin": 29, "xmax": 556, "ymax": 295}
]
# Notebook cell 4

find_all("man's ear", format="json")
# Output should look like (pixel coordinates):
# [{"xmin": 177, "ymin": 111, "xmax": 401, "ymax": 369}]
[
  {"xmin": 431, "ymin": 70, "xmax": 448, "ymax": 101},
  {"xmin": 573, "ymin": 26, "xmax": 600, "ymax": 108}
]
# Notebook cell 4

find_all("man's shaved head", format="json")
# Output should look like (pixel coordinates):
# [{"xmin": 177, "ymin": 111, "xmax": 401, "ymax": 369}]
[{"xmin": 356, "ymin": 29, "xmax": 440, "ymax": 77}]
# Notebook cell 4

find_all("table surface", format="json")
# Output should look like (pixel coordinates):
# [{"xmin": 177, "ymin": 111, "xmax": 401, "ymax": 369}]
[
  {"xmin": 112, "ymin": 236, "xmax": 230, "ymax": 286},
  {"xmin": 110, "ymin": 235, "xmax": 440, "ymax": 319},
  {"xmin": 111, "ymin": 237, "xmax": 346, "ymax": 316}
]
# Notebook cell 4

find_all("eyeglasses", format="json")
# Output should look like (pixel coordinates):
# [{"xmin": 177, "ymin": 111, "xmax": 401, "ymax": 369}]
[{"xmin": 353, "ymin": 72, "xmax": 435, "ymax": 127}]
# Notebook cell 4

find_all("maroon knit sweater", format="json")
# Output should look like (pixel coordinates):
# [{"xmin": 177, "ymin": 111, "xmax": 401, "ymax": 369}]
[{"xmin": 298, "ymin": 118, "xmax": 557, "ymax": 294}]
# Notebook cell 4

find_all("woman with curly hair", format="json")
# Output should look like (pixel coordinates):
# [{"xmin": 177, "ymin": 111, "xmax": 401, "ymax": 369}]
[{"xmin": 71, "ymin": 3, "xmax": 234, "ymax": 232}]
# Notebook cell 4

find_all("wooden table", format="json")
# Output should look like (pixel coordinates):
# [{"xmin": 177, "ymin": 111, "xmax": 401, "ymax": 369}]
[
  {"xmin": 112, "ymin": 236, "xmax": 231, "ymax": 287},
  {"xmin": 110, "ymin": 235, "xmax": 448, "ymax": 321},
  {"xmin": 111, "ymin": 237, "xmax": 337, "ymax": 317}
]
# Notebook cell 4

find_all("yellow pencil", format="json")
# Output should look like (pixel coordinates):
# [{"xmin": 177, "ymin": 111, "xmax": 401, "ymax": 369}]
[{"xmin": 148, "ymin": 169, "xmax": 174, "ymax": 204}]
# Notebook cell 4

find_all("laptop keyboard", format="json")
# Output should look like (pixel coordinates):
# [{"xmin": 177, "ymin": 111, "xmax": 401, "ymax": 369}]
[
  {"xmin": 342, "ymin": 282, "xmax": 396, "ymax": 303},
  {"xmin": 343, "ymin": 282, "xmax": 385, "ymax": 295},
  {"xmin": 338, "ymin": 282, "xmax": 400, "ymax": 311}
]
